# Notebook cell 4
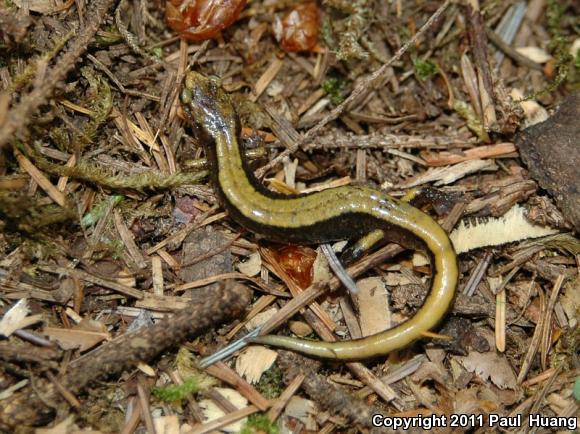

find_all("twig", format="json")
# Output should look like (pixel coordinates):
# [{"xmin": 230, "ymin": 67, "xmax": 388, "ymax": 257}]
[
  {"xmin": 517, "ymin": 285, "xmax": 547, "ymax": 384},
  {"xmin": 465, "ymin": 1, "xmax": 497, "ymax": 131},
  {"xmin": 0, "ymin": 282, "xmax": 251, "ymax": 430},
  {"xmin": 539, "ymin": 274, "xmax": 566, "ymax": 370}
]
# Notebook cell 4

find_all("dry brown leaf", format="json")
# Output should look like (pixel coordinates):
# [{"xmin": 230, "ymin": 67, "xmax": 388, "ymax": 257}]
[
  {"xmin": 312, "ymin": 247, "xmax": 333, "ymax": 284},
  {"xmin": 289, "ymin": 320, "xmax": 313, "ymax": 337},
  {"xmin": 244, "ymin": 307, "xmax": 278, "ymax": 331},
  {"xmin": 43, "ymin": 319, "xmax": 110, "ymax": 352},
  {"xmin": 411, "ymin": 360, "xmax": 449, "ymax": 386},
  {"xmin": 458, "ymin": 352, "xmax": 518, "ymax": 390},
  {"xmin": 515, "ymin": 46, "xmax": 552, "ymax": 63},
  {"xmin": 450, "ymin": 205, "xmax": 559, "ymax": 254},
  {"xmin": 34, "ymin": 415, "xmax": 89, "ymax": 434},
  {"xmin": 560, "ymin": 281, "xmax": 580, "ymax": 329},
  {"xmin": 510, "ymin": 88, "xmax": 549, "ymax": 127},
  {"xmin": 453, "ymin": 388, "xmax": 481, "ymax": 414},
  {"xmin": 382, "ymin": 272, "xmax": 416, "ymax": 287},
  {"xmin": 571, "ymin": 38, "xmax": 580, "ymax": 56},
  {"xmin": 117, "ymin": 268, "xmax": 136, "ymax": 288},
  {"xmin": 137, "ymin": 362, "xmax": 156, "ymax": 377},
  {"xmin": 412, "ymin": 252, "xmax": 430, "ymax": 267}
]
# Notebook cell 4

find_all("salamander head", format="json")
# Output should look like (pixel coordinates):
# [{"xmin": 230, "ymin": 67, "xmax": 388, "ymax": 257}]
[{"xmin": 181, "ymin": 71, "xmax": 238, "ymax": 140}]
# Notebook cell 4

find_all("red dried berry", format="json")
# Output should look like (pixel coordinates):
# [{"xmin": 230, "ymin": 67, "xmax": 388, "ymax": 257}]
[
  {"xmin": 275, "ymin": 245, "xmax": 317, "ymax": 289},
  {"xmin": 165, "ymin": 0, "xmax": 247, "ymax": 41},
  {"xmin": 273, "ymin": 2, "xmax": 320, "ymax": 53}
]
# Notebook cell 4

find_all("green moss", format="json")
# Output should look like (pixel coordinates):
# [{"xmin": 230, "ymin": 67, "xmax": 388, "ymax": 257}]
[
  {"xmin": 153, "ymin": 348, "xmax": 216, "ymax": 403},
  {"xmin": 47, "ymin": 68, "xmax": 112, "ymax": 154},
  {"xmin": 23, "ymin": 144, "xmax": 207, "ymax": 192},
  {"xmin": 413, "ymin": 57, "xmax": 438, "ymax": 81},
  {"xmin": 80, "ymin": 68, "xmax": 114, "ymax": 146},
  {"xmin": 92, "ymin": 26, "xmax": 124, "ymax": 48},
  {"xmin": 149, "ymin": 47, "xmax": 163, "ymax": 60},
  {"xmin": 254, "ymin": 365, "xmax": 284, "ymax": 400},
  {"xmin": 240, "ymin": 414, "xmax": 280, "ymax": 434},
  {"xmin": 320, "ymin": 16, "xmax": 337, "ymax": 51},
  {"xmin": 10, "ymin": 30, "xmax": 74, "ymax": 92},
  {"xmin": 546, "ymin": 0, "xmax": 566, "ymax": 46},
  {"xmin": 452, "ymin": 99, "xmax": 490, "ymax": 142},
  {"xmin": 0, "ymin": 191, "xmax": 75, "ymax": 233},
  {"xmin": 152, "ymin": 376, "xmax": 205, "ymax": 403},
  {"xmin": 322, "ymin": 77, "xmax": 348, "ymax": 105},
  {"xmin": 81, "ymin": 195, "xmax": 124, "ymax": 227}
]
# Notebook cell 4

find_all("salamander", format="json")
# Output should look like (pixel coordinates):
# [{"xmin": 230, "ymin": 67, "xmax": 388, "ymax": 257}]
[{"xmin": 180, "ymin": 71, "xmax": 458, "ymax": 360}]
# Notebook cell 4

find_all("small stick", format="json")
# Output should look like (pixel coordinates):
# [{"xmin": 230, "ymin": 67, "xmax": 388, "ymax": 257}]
[
  {"xmin": 136, "ymin": 377, "xmax": 156, "ymax": 434},
  {"xmin": 0, "ymin": 283, "xmax": 251, "ymax": 429},
  {"xmin": 540, "ymin": 274, "xmax": 566, "ymax": 370}
]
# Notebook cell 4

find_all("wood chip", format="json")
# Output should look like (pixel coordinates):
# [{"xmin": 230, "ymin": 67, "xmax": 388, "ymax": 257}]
[
  {"xmin": 354, "ymin": 277, "xmax": 391, "ymax": 337},
  {"xmin": 235, "ymin": 346, "xmax": 278, "ymax": 384},
  {"xmin": 151, "ymin": 256, "xmax": 164, "ymax": 296},
  {"xmin": 0, "ymin": 299, "xmax": 43, "ymax": 337}
]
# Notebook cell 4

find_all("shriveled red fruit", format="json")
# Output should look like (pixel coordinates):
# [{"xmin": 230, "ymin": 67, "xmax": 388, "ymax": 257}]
[
  {"xmin": 165, "ymin": 0, "xmax": 247, "ymax": 41},
  {"xmin": 272, "ymin": 2, "xmax": 320, "ymax": 52},
  {"xmin": 275, "ymin": 245, "xmax": 317, "ymax": 289}
]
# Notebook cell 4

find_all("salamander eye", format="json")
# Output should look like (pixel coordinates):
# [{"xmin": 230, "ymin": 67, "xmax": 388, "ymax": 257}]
[
  {"xmin": 208, "ymin": 75, "xmax": 222, "ymax": 87},
  {"xmin": 180, "ymin": 88, "xmax": 192, "ymax": 104}
]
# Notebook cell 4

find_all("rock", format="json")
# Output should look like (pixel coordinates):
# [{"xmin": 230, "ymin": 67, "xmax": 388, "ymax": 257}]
[{"xmin": 516, "ymin": 93, "xmax": 580, "ymax": 231}]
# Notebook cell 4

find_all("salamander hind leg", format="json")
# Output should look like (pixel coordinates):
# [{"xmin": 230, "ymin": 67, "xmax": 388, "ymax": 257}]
[{"xmin": 340, "ymin": 228, "xmax": 385, "ymax": 264}]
